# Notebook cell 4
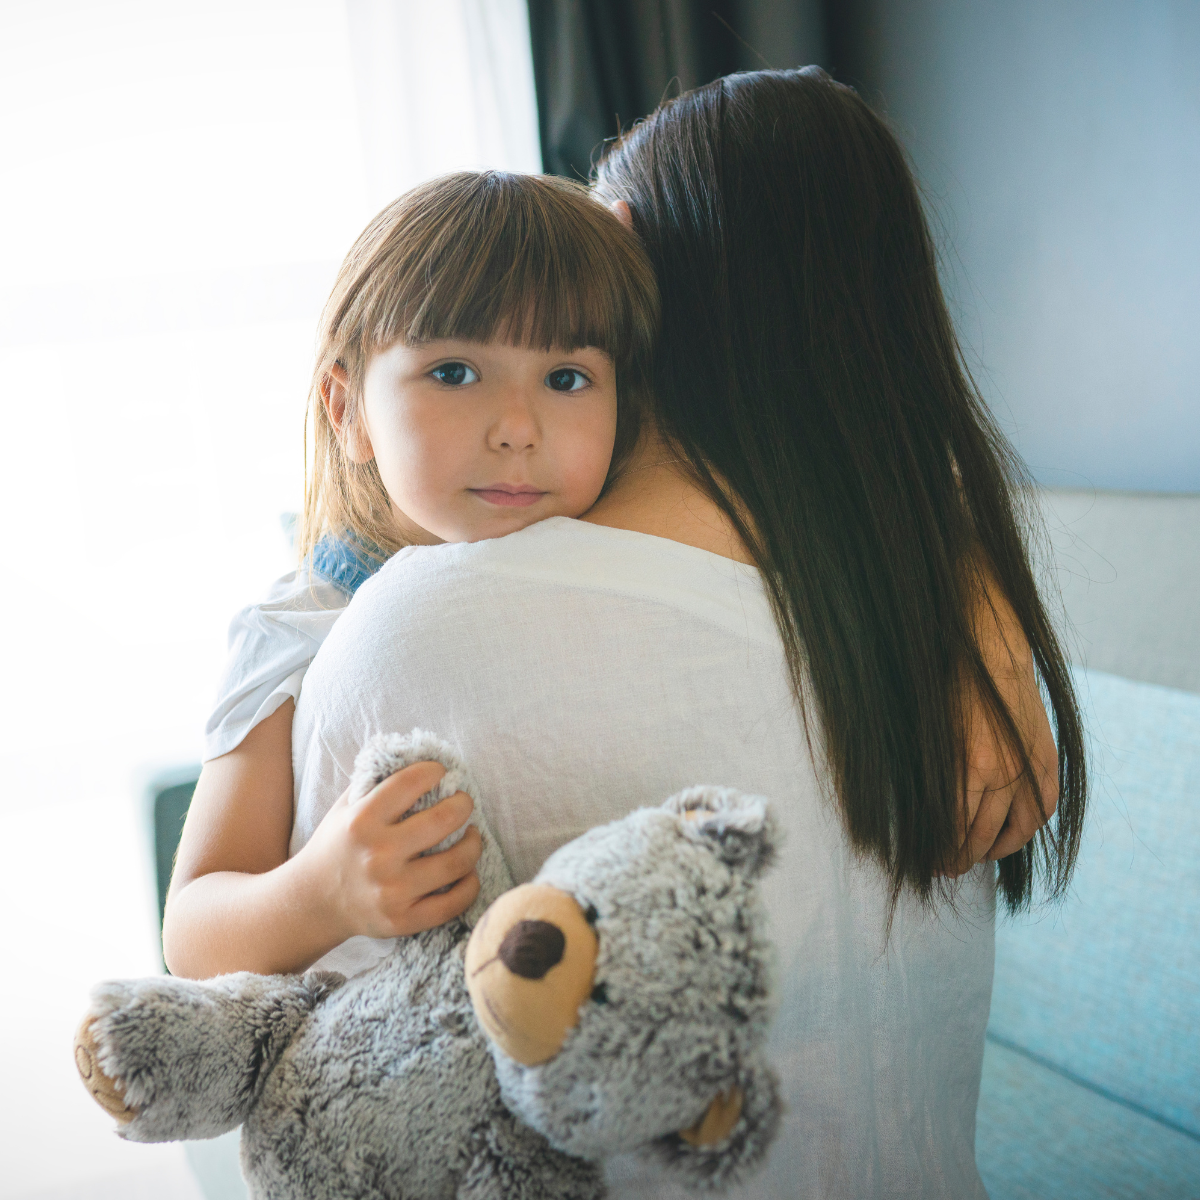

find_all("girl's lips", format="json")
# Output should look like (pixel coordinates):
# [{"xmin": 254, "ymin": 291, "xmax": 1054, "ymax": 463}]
[{"xmin": 470, "ymin": 487, "xmax": 547, "ymax": 508}]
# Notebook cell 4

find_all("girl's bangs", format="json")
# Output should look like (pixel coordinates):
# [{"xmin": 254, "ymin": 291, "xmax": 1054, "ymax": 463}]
[
  {"xmin": 405, "ymin": 254, "xmax": 628, "ymax": 356},
  {"xmin": 361, "ymin": 173, "xmax": 655, "ymax": 363}
]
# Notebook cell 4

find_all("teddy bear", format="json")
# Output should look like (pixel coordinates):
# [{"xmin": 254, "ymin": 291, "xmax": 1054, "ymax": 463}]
[{"xmin": 74, "ymin": 730, "xmax": 781, "ymax": 1199}]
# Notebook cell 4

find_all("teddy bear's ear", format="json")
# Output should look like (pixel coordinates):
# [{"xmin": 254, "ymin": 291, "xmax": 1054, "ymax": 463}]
[{"xmin": 665, "ymin": 787, "xmax": 778, "ymax": 880}]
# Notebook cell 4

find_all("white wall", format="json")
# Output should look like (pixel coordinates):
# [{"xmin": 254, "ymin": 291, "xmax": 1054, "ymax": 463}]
[
  {"xmin": 851, "ymin": 0, "xmax": 1200, "ymax": 492},
  {"xmin": 1039, "ymin": 489, "xmax": 1200, "ymax": 691}
]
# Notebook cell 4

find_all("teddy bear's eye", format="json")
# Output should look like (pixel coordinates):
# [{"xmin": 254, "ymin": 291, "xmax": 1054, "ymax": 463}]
[
  {"xmin": 590, "ymin": 982, "xmax": 609, "ymax": 1005},
  {"xmin": 583, "ymin": 903, "xmax": 599, "ymax": 925}
]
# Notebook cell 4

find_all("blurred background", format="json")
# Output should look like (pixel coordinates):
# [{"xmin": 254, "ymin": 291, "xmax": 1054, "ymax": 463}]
[{"xmin": 0, "ymin": 2, "xmax": 1195, "ymax": 1197}]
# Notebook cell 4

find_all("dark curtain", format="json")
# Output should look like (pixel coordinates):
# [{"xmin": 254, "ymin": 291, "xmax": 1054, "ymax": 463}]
[{"xmin": 527, "ymin": 0, "xmax": 830, "ymax": 179}]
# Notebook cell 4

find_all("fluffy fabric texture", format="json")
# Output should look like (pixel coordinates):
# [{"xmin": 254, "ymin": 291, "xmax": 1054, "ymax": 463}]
[
  {"xmin": 83, "ymin": 735, "xmax": 780, "ymax": 1197},
  {"xmin": 89, "ymin": 971, "xmax": 343, "ymax": 1143},
  {"xmin": 495, "ymin": 786, "xmax": 782, "ymax": 1190}
]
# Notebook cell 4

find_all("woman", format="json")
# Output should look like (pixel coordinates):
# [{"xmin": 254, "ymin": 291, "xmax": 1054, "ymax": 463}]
[
  {"xmin": 287, "ymin": 68, "xmax": 1084, "ymax": 1197},
  {"xmin": 592, "ymin": 66, "xmax": 1083, "ymax": 913}
]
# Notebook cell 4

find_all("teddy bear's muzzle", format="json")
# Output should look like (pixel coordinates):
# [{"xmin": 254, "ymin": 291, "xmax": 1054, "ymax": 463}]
[{"xmin": 464, "ymin": 883, "xmax": 598, "ymax": 1066}]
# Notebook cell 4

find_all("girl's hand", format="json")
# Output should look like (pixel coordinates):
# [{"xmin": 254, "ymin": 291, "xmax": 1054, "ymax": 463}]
[
  {"xmin": 947, "ymin": 581, "xmax": 1060, "ymax": 876},
  {"xmin": 301, "ymin": 760, "xmax": 482, "ymax": 940}
]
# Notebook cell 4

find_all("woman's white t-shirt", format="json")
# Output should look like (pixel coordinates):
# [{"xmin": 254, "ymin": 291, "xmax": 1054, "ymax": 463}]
[{"xmin": 288, "ymin": 517, "xmax": 995, "ymax": 1200}]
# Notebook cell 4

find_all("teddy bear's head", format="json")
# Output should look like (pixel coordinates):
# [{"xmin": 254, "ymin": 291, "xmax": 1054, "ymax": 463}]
[{"xmin": 465, "ymin": 787, "xmax": 780, "ymax": 1189}]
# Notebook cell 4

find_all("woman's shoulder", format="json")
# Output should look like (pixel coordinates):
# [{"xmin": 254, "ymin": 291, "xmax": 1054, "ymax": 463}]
[
  {"xmin": 354, "ymin": 520, "xmax": 576, "ymax": 589},
  {"xmin": 353, "ymin": 518, "xmax": 777, "ymax": 646},
  {"xmin": 371, "ymin": 517, "xmax": 755, "ymax": 579}
]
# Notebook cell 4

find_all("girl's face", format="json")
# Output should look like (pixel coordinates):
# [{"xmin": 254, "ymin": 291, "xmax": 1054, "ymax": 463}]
[{"xmin": 337, "ymin": 338, "xmax": 618, "ymax": 544}]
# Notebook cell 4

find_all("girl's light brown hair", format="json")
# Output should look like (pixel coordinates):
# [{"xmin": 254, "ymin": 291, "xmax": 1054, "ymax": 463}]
[{"xmin": 300, "ymin": 170, "xmax": 659, "ymax": 567}]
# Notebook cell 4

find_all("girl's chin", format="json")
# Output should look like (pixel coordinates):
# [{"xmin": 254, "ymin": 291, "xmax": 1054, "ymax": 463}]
[{"xmin": 455, "ymin": 511, "xmax": 557, "ymax": 543}]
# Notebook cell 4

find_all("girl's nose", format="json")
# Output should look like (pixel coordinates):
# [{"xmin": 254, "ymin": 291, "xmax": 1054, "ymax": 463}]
[{"xmin": 487, "ymin": 387, "xmax": 540, "ymax": 452}]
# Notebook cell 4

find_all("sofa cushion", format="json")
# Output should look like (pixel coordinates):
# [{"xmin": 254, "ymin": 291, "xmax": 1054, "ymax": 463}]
[
  {"xmin": 977, "ymin": 1039, "xmax": 1200, "ymax": 1200},
  {"xmin": 987, "ymin": 668, "xmax": 1200, "ymax": 1136}
]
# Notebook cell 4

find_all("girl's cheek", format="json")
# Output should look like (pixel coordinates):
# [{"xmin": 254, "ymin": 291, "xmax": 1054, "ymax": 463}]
[{"xmin": 569, "ymin": 426, "xmax": 617, "ymax": 503}]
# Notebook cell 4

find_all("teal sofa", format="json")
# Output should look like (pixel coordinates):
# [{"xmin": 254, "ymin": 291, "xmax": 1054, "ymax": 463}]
[{"xmin": 976, "ymin": 490, "xmax": 1200, "ymax": 1199}]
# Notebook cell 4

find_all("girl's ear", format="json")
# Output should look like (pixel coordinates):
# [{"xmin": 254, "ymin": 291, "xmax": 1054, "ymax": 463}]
[
  {"xmin": 322, "ymin": 363, "xmax": 374, "ymax": 464},
  {"xmin": 610, "ymin": 199, "xmax": 634, "ymax": 230}
]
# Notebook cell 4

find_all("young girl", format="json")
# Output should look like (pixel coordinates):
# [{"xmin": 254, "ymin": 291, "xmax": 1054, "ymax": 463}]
[{"xmin": 162, "ymin": 170, "xmax": 659, "ymax": 979}]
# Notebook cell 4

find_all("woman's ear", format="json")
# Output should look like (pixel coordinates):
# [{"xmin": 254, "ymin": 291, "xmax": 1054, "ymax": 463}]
[
  {"xmin": 610, "ymin": 199, "xmax": 634, "ymax": 230},
  {"xmin": 322, "ymin": 363, "xmax": 374, "ymax": 464}
]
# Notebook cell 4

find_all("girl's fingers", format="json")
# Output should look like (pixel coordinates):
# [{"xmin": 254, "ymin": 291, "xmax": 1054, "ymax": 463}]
[
  {"xmin": 985, "ymin": 760, "xmax": 1059, "ymax": 861},
  {"xmin": 407, "ymin": 870, "xmax": 481, "ymax": 929},
  {"xmin": 963, "ymin": 783, "xmax": 1017, "ymax": 866},
  {"xmin": 354, "ymin": 761, "xmax": 448, "ymax": 825},
  {"xmin": 983, "ymin": 807, "xmax": 1035, "ymax": 862},
  {"xmin": 391, "ymin": 791, "xmax": 475, "ymax": 855},
  {"xmin": 941, "ymin": 784, "xmax": 984, "ymax": 876},
  {"xmin": 403, "ymin": 825, "xmax": 482, "ymax": 894},
  {"xmin": 944, "ymin": 773, "xmax": 1015, "ymax": 875}
]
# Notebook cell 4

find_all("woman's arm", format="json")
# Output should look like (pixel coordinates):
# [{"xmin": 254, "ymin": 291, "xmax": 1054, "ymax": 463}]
[{"xmin": 162, "ymin": 699, "xmax": 481, "ymax": 979}]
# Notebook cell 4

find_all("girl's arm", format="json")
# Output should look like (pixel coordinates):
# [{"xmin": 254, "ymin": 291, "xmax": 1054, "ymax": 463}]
[
  {"xmin": 162, "ymin": 699, "xmax": 482, "ymax": 979},
  {"xmin": 947, "ymin": 562, "xmax": 1060, "ymax": 875}
]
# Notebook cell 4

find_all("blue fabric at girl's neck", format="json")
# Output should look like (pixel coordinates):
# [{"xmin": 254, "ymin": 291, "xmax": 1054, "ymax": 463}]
[{"xmin": 310, "ymin": 535, "xmax": 386, "ymax": 597}]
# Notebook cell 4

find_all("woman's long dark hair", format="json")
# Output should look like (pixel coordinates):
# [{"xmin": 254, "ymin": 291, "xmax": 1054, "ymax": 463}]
[{"xmin": 596, "ymin": 67, "xmax": 1086, "ymax": 911}]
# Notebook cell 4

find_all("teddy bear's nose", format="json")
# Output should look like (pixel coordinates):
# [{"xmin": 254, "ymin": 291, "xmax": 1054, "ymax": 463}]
[{"xmin": 498, "ymin": 919, "xmax": 565, "ymax": 979}]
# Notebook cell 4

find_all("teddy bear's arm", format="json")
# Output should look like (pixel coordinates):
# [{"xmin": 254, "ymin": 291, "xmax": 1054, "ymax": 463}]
[
  {"xmin": 457, "ymin": 1112, "xmax": 605, "ymax": 1200},
  {"xmin": 76, "ymin": 969, "xmax": 342, "ymax": 1143}
]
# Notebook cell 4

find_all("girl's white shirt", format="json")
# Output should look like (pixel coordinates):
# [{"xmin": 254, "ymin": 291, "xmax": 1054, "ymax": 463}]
[
  {"xmin": 286, "ymin": 516, "xmax": 995, "ymax": 1200},
  {"xmin": 204, "ymin": 569, "xmax": 348, "ymax": 763}
]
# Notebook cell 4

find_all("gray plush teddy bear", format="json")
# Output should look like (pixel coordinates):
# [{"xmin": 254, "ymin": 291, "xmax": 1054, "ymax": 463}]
[{"xmin": 75, "ymin": 731, "xmax": 781, "ymax": 1199}]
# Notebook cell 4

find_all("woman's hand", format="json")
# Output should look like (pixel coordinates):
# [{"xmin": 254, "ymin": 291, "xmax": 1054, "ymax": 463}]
[
  {"xmin": 300, "ymin": 761, "xmax": 482, "ymax": 942},
  {"xmin": 947, "ymin": 579, "xmax": 1060, "ymax": 876}
]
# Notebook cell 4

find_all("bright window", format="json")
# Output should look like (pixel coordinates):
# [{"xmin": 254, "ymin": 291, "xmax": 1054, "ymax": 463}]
[{"xmin": 0, "ymin": 3, "xmax": 539, "ymax": 1195}]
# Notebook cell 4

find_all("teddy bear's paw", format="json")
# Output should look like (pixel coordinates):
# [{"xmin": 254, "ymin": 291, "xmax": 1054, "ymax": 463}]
[
  {"xmin": 74, "ymin": 1017, "xmax": 136, "ymax": 1125},
  {"xmin": 678, "ymin": 1088, "xmax": 744, "ymax": 1147},
  {"xmin": 644, "ymin": 1063, "xmax": 782, "ymax": 1191}
]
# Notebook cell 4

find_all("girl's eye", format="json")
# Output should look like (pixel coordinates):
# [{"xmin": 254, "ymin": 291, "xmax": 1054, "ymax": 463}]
[
  {"xmin": 546, "ymin": 367, "xmax": 589, "ymax": 393},
  {"xmin": 430, "ymin": 362, "xmax": 478, "ymax": 386}
]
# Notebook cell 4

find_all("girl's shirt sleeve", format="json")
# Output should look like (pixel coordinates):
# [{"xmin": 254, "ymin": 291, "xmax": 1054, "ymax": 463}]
[{"xmin": 203, "ymin": 568, "xmax": 348, "ymax": 762}]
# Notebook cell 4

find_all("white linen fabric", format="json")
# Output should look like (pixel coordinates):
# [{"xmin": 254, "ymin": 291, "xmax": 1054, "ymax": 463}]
[
  {"xmin": 204, "ymin": 568, "xmax": 347, "ymax": 762},
  {"xmin": 290, "ymin": 516, "xmax": 995, "ymax": 1199}
]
